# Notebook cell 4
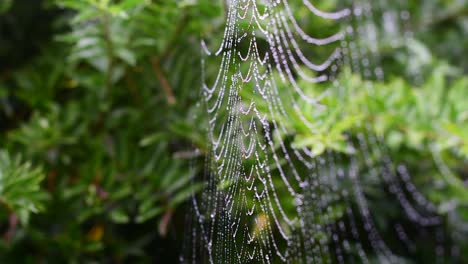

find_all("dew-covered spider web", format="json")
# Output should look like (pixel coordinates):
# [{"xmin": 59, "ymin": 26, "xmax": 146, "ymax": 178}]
[{"xmin": 182, "ymin": 0, "xmax": 462, "ymax": 263}]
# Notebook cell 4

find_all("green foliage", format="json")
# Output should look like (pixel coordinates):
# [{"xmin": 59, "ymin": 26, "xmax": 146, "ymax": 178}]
[
  {"xmin": 0, "ymin": 0, "xmax": 466, "ymax": 262},
  {"xmin": 0, "ymin": 0, "xmax": 12, "ymax": 15},
  {"xmin": 0, "ymin": 151, "xmax": 47, "ymax": 225},
  {"xmin": 0, "ymin": 0, "xmax": 216, "ymax": 262},
  {"xmin": 289, "ymin": 65, "xmax": 468, "ymax": 158}
]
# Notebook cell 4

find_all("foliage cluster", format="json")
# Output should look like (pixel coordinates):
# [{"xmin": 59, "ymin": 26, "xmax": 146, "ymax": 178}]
[{"xmin": 0, "ymin": 0, "xmax": 466, "ymax": 262}]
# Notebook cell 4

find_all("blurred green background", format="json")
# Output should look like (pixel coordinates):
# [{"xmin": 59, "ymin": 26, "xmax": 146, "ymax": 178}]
[{"xmin": 0, "ymin": 0, "xmax": 466, "ymax": 263}]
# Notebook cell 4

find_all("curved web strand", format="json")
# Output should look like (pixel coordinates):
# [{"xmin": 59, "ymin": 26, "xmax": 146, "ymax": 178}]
[
  {"xmin": 338, "ymin": 1, "xmax": 449, "ymax": 262},
  {"xmin": 182, "ymin": 0, "xmax": 456, "ymax": 263}
]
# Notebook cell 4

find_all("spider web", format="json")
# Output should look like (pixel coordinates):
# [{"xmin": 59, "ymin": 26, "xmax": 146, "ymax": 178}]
[{"xmin": 181, "ymin": 0, "xmax": 457, "ymax": 263}]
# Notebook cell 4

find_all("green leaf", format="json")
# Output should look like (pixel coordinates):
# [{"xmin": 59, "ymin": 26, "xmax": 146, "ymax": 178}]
[
  {"xmin": 115, "ymin": 48, "xmax": 137, "ymax": 66},
  {"xmin": 136, "ymin": 207, "xmax": 163, "ymax": 224},
  {"xmin": 169, "ymin": 183, "xmax": 204, "ymax": 208},
  {"xmin": 110, "ymin": 208, "xmax": 130, "ymax": 224},
  {"xmin": 118, "ymin": 0, "xmax": 146, "ymax": 10}
]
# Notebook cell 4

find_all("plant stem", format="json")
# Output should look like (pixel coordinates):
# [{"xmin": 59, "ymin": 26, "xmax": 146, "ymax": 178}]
[
  {"xmin": 150, "ymin": 12, "xmax": 190, "ymax": 106},
  {"xmin": 102, "ymin": 13, "xmax": 114, "ymax": 99},
  {"xmin": 151, "ymin": 58, "xmax": 176, "ymax": 106}
]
